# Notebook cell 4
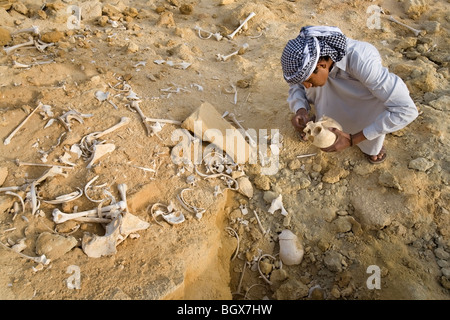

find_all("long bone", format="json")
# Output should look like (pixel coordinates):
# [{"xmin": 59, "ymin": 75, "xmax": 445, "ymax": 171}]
[
  {"xmin": 194, "ymin": 25, "xmax": 223, "ymax": 41},
  {"xmin": 14, "ymin": 159, "xmax": 74, "ymax": 170},
  {"xmin": 130, "ymin": 101, "xmax": 182, "ymax": 136},
  {"xmin": 3, "ymin": 37, "xmax": 35, "ymax": 55},
  {"xmin": 388, "ymin": 15, "xmax": 422, "ymax": 36},
  {"xmin": 227, "ymin": 12, "xmax": 256, "ymax": 40},
  {"xmin": 117, "ymin": 183, "xmax": 128, "ymax": 213},
  {"xmin": 4, "ymin": 102, "xmax": 42, "ymax": 145},
  {"xmin": 227, "ymin": 112, "xmax": 257, "ymax": 148},
  {"xmin": 52, "ymin": 201, "xmax": 127, "ymax": 224},
  {"xmin": 216, "ymin": 43, "xmax": 249, "ymax": 62},
  {"xmin": 85, "ymin": 116, "xmax": 130, "ymax": 144},
  {"xmin": 11, "ymin": 25, "xmax": 40, "ymax": 36}
]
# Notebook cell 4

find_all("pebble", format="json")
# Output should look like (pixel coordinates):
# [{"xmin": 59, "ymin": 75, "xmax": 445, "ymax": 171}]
[
  {"xmin": 408, "ymin": 157, "xmax": 435, "ymax": 172},
  {"xmin": 0, "ymin": 27, "xmax": 11, "ymax": 46}
]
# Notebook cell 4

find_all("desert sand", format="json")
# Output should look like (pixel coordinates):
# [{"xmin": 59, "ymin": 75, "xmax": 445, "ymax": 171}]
[{"xmin": 0, "ymin": 0, "xmax": 449, "ymax": 301}]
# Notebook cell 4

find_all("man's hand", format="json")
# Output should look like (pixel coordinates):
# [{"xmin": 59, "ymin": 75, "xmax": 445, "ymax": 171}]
[
  {"xmin": 291, "ymin": 108, "xmax": 314, "ymax": 140},
  {"xmin": 320, "ymin": 127, "xmax": 352, "ymax": 152}
]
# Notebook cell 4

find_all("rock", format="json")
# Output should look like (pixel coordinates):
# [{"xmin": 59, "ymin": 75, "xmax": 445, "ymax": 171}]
[
  {"xmin": 157, "ymin": 11, "xmax": 176, "ymax": 28},
  {"xmin": 12, "ymin": 2, "xmax": 28, "ymax": 16},
  {"xmin": 35, "ymin": 232, "xmax": 78, "ymax": 261},
  {"xmin": 404, "ymin": 0, "xmax": 428, "ymax": 20},
  {"xmin": 0, "ymin": 167, "xmax": 8, "ymax": 186},
  {"xmin": 237, "ymin": 176, "xmax": 253, "ymax": 198},
  {"xmin": 263, "ymin": 191, "xmax": 278, "ymax": 203},
  {"xmin": 421, "ymin": 21, "xmax": 440, "ymax": 34},
  {"xmin": 322, "ymin": 166, "xmax": 349, "ymax": 184},
  {"xmin": 272, "ymin": 279, "xmax": 309, "ymax": 300},
  {"xmin": 124, "ymin": 7, "xmax": 139, "ymax": 18},
  {"xmin": 181, "ymin": 102, "xmax": 250, "ymax": 163},
  {"xmin": 126, "ymin": 42, "xmax": 139, "ymax": 53},
  {"xmin": 41, "ymin": 31, "xmax": 65, "ymax": 43},
  {"xmin": 378, "ymin": 171, "xmax": 402, "ymax": 191},
  {"xmin": 435, "ymin": 247, "xmax": 450, "ymax": 260},
  {"xmin": 0, "ymin": 27, "xmax": 11, "ymax": 46},
  {"xmin": 408, "ymin": 157, "xmax": 434, "ymax": 172},
  {"xmin": 332, "ymin": 216, "xmax": 353, "ymax": 233},
  {"xmin": 80, "ymin": 1, "xmax": 103, "ymax": 21},
  {"xmin": 0, "ymin": 8, "xmax": 15, "ymax": 26},
  {"xmin": 179, "ymin": 4, "xmax": 194, "ymax": 15},
  {"xmin": 323, "ymin": 250, "xmax": 345, "ymax": 272},
  {"xmin": 429, "ymin": 96, "xmax": 450, "ymax": 112}
]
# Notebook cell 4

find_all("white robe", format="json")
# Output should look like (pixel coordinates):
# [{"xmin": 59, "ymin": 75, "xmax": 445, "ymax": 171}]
[{"xmin": 287, "ymin": 38, "xmax": 419, "ymax": 155}]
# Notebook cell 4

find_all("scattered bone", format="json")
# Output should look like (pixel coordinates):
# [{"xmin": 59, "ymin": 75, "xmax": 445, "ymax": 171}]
[
  {"xmin": 227, "ymin": 12, "xmax": 256, "ymax": 39},
  {"xmin": 4, "ymin": 191, "xmax": 25, "ymax": 214},
  {"xmin": 130, "ymin": 101, "xmax": 181, "ymax": 136},
  {"xmin": 388, "ymin": 15, "xmax": 423, "ymax": 36},
  {"xmin": 95, "ymin": 90, "xmax": 109, "ymax": 102},
  {"xmin": 86, "ymin": 143, "xmax": 116, "ymax": 169},
  {"xmin": 216, "ymin": 43, "xmax": 249, "ymax": 62},
  {"xmin": 58, "ymin": 109, "xmax": 93, "ymax": 131},
  {"xmin": 297, "ymin": 153, "xmax": 317, "ymax": 159},
  {"xmin": 153, "ymin": 59, "xmax": 191, "ymax": 70},
  {"xmin": 82, "ymin": 215, "xmax": 122, "ymax": 258},
  {"xmin": 278, "ymin": 229, "xmax": 304, "ymax": 266},
  {"xmin": 226, "ymin": 112, "xmax": 257, "ymax": 148},
  {"xmin": 225, "ymin": 227, "xmax": 240, "ymax": 261},
  {"xmin": 11, "ymin": 238, "xmax": 27, "ymax": 253},
  {"xmin": 194, "ymin": 25, "xmax": 223, "ymax": 41},
  {"xmin": 34, "ymin": 166, "xmax": 69, "ymax": 185},
  {"xmin": 41, "ymin": 188, "xmax": 83, "ymax": 204},
  {"xmin": 84, "ymin": 176, "xmax": 105, "ymax": 203},
  {"xmin": 3, "ymin": 37, "xmax": 34, "ymax": 55},
  {"xmin": 29, "ymin": 181, "xmax": 39, "ymax": 216},
  {"xmin": 34, "ymin": 39, "xmax": 54, "ymax": 52},
  {"xmin": 213, "ymin": 185, "xmax": 223, "ymax": 197},
  {"xmin": 257, "ymin": 254, "xmax": 278, "ymax": 285},
  {"xmin": 59, "ymin": 152, "xmax": 76, "ymax": 167},
  {"xmin": 52, "ymin": 201, "xmax": 126, "ymax": 224},
  {"xmin": 4, "ymin": 102, "xmax": 42, "ymax": 145},
  {"xmin": 177, "ymin": 188, "xmax": 206, "ymax": 220},
  {"xmin": 11, "ymin": 25, "xmax": 40, "ymax": 36},
  {"xmin": 149, "ymin": 202, "xmax": 185, "ymax": 226},
  {"xmin": 268, "ymin": 194, "xmax": 288, "ymax": 216},
  {"xmin": 252, "ymin": 209, "xmax": 266, "ymax": 235},
  {"xmin": 0, "ymin": 241, "xmax": 51, "ymax": 265},
  {"xmin": 84, "ymin": 116, "xmax": 130, "ymax": 145},
  {"xmin": 14, "ymin": 159, "xmax": 73, "ymax": 170}
]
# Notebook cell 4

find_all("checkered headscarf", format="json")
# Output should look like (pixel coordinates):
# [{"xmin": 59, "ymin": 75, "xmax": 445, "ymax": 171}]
[{"xmin": 281, "ymin": 26, "xmax": 347, "ymax": 85}]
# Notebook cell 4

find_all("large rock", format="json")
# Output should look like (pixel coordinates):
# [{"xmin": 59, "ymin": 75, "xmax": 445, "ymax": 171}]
[
  {"xmin": 181, "ymin": 102, "xmax": 251, "ymax": 164},
  {"xmin": 35, "ymin": 232, "xmax": 78, "ymax": 261}
]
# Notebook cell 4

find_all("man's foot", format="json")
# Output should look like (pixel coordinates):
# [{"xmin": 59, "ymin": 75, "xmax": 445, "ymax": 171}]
[{"xmin": 364, "ymin": 146, "xmax": 387, "ymax": 164}]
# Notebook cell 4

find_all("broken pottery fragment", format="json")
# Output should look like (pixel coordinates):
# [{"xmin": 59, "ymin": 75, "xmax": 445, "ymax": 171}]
[{"xmin": 278, "ymin": 229, "xmax": 304, "ymax": 266}]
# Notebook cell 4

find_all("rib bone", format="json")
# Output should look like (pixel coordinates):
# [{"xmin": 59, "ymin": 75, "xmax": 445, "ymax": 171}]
[
  {"xmin": 85, "ymin": 117, "xmax": 130, "ymax": 144},
  {"xmin": 227, "ymin": 12, "xmax": 256, "ymax": 39},
  {"xmin": 131, "ymin": 101, "xmax": 181, "ymax": 136},
  {"xmin": 4, "ymin": 102, "xmax": 42, "ymax": 145},
  {"xmin": 52, "ymin": 201, "xmax": 126, "ymax": 224}
]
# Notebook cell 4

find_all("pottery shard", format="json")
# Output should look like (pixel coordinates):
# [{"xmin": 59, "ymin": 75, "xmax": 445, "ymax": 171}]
[
  {"xmin": 181, "ymin": 102, "xmax": 251, "ymax": 163},
  {"xmin": 35, "ymin": 232, "xmax": 77, "ymax": 261}
]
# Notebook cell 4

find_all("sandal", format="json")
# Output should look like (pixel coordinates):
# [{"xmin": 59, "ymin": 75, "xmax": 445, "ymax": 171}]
[{"xmin": 364, "ymin": 146, "xmax": 387, "ymax": 164}]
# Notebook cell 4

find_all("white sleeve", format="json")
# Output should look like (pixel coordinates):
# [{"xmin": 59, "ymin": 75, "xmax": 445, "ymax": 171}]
[
  {"xmin": 348, "ymin": 44, "xmax": 419, "ymax": 140},
  {"xmin": 287, "ymin": 83, "xmax": 311, "ymax": 114}
]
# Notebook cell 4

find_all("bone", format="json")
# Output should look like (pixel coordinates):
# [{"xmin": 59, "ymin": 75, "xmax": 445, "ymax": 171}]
[
  {"xmin": 82, "ymin": 215, "xmax": 122, "ymax": 258},
  {"xmin": 34, "ymin": 166, "xmax": 68, "ymax": 185},
  {"xmin": 216, "ymin": 43, "xmax": 249, "ymax": 62},
  {"xmin": 0, "ymin": 241, "xmax": 51, "ymax": 265},
  {"xmin": 388, "ymin": 15, "xmax": 423, "ymax": 36},
  {"xmin": 194, "ymin": 25, "xmax": 223, "ymax": 41},
  {"xmin": 3, "ymin": 38, "xmax": 35, "ymax": 55},
  {"xmin": 34, "ymin": 39, "xmax": 54, "ymax": 52},
  {"xmin": 4, "ymin": 191, "xmax": 25, "ymax": 214},
  {"xmin": 14, "ymin": 159, "xmax": 74, "ymax": 170},
  {"xmin": 86, "ymin": 117, "xmax": 130, "ymax": 143},
  {"xmin": 268, "ymin": 194, "xmax": 288, "ymax": 216},
  {"xmin": 41, "ymin": 188, "xmax": 83, "ymax": 204},
  {"xmin": 131, "ymin": 101, "xmax": 181, "ymax": 136},
  {"xmin": 4, "ymin": 102, "xmax": 42, "ymax": 145},
  {"xmin": 227, "ymin": 112, "xmax": 257, "ymax": 148},
  {"xmin": 117, "ymin": 183, "xmax": 128, "ymax": 213},
  {"xmin": 227, "ymin": 12, "xmax": 256, "ymax": 39},
  {"xmin": 52, "ymin": 201, "xmax": 126, "ymax": 224},
  {"xmin": 12, "ymin": 25, "xmax": 40, "ymax": 36},
  {"xmin": 86, "ymin": 143, "xmax": 116, "ymax": 169}
]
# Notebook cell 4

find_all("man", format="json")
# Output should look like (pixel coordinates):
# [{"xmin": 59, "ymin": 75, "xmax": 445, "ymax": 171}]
[{"xmin": 281, "ymin": 26, "xmax": 418, "ymax": 163}]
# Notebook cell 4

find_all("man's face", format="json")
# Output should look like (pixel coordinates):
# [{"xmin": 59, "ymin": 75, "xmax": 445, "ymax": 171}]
[{"xmin": 301, "ymin": 60, "xmax": 331, "ymax": 89}]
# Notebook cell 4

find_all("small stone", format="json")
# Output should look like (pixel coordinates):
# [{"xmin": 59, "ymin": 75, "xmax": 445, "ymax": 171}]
[
  {"xmin": 35, "ymin": 232, "xmax": 78, "ymax": 261},
  {"xmin": 322, "ymin": 166, "xmax": 349, "ymax": 184},
  {"xmin": 435, "ymin": 247, "xmax": 450, "ymax": 260},
  {"xmin": 429, "ymin": 96, "xmax": 450, "ymax": 112},
  {"xmin": 332, "ymin": 216, "xmax": 353, "ymax": 233},
  {"xmin": 378, "ymin": 171, "xmax": 402, "ymax": 191},
  {"xmin": 0, "ymin": 27, "xmax": 11, "ymax": 46},
  {"xmin": 254, "ymin": 175, "xmax": 271, "ymax": 191},
  {"xmin": 323, "ymin": 250, "xmax": 344, "ymax": 272},
  {"xmin": 179, "ymin": 4, "xmax": 193, "ymax": 15},
  {"xmin": 127, "ymin": 42, "xmax": 139, "ymax": 53},
  {"xmin": 408, "ymin": 157, "xmax": 434, "ymax": 172},
  {"xmin": 12, "ymin": 2, "xmax": 28, "ymax": 16},
  {"xmin": 0, "ymin": 167, "xmax": 8, "ymax": 186},
  {"xmin": 41, "ymin": 31, "xmax": 65, "ymax": 43}
]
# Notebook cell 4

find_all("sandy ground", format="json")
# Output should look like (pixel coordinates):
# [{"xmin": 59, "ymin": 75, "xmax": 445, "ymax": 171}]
[{"xmin": 0, "ymin": 0, "xmax": 449, "ymax": 301}]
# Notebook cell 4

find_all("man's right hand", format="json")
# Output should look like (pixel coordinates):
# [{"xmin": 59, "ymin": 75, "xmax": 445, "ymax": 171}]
[{"xmin": 291, "ymin": 108, "xmax": 314, "ymax": 140}]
